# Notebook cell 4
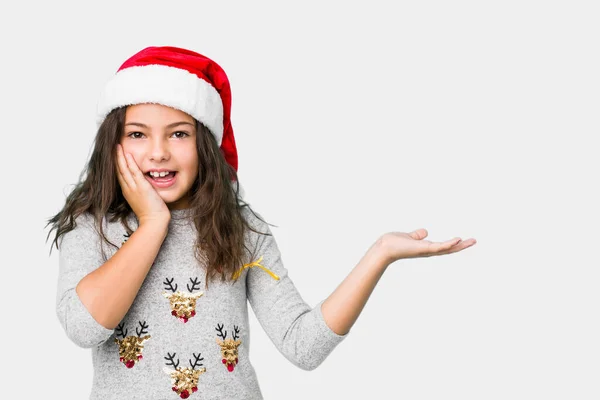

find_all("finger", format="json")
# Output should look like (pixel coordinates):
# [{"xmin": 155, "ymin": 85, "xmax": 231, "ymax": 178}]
[
  {"xmin": 124, "ymin": 151, "xmax": 146, "ymax": 185},
  {"xmin": 116, "ymin": 145, "xmax": 136, "ymax": 189},
  {"xmin": 450, "ymin": 239, "xmax": 477, "ymax": 253},
  {"xmin": 116, "ymin": 162, "xmax": 127, "ymax": 190},
  {"xmin": 434, "ymin": 239, "xmax": 477, "ymax": 256},
  {"xmin": 115, "ymin": 146, "xmax": 125, "ymax": 185},
  {"xmin": 436, "ymin": 237, "xmax": 461, "ymax": 250},
  {"xmin": 115, "ymin": 160, "xmax": 123, "ymax": 184},
  {"xmin": 117, "ymin": 145, "xmax": 135, "ymax": 188},
  {"xmin": 424, "ymin": 237, "xmax": 461, "ymax": 255}
]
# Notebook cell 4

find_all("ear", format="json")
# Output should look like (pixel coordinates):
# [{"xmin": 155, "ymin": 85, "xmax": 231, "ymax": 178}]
[
  {"xmin": 216, "ymin": 338, "xmax": 222, "ymax": 346},
  {"xmin": 163, "ymin": 367, "xmax": 174, "ymax": 375},
  {"xmin": 163, "ymin": 292, "xmax": 173, "ymax": 298}
]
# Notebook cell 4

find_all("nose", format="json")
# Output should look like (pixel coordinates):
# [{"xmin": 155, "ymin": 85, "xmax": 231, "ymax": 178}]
[{"xmin": 149, "ymin": 137, "xmax": 170, "ymax": 162}]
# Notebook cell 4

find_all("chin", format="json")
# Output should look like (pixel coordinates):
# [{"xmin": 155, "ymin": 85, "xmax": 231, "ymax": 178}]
[
  {"xmin": 159, "ymin": 194, "xmax": 180, "ymax": 204},
  {"xmin": 164, "ymin": 193, "xmax": 191, "ymax": 207}
]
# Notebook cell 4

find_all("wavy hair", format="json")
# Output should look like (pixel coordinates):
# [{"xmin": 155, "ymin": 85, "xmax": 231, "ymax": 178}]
[{"xmin": 45, "ymin": 106, "xmax": 272, "ymax": 288}]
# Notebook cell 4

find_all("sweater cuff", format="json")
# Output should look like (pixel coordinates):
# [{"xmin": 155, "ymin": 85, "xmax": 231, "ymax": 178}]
[
  {"xmin": 315, "ymin": 299, "xmax": 349, "ymax": 341},
  {"xmin": 61, "ymin": 288, "xmax": 115, "ymax": 348}
]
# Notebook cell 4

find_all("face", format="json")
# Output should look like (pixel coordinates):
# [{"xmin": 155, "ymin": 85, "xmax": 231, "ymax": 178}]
[{"xmin": 120, "ymin": 103, "xmax": 199, "ymax": 210}]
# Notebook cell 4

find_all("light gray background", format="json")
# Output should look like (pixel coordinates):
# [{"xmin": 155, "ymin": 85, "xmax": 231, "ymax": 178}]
[{"xmin": 1, "ymin": 1, "xmax": 598, "ymax": 398}]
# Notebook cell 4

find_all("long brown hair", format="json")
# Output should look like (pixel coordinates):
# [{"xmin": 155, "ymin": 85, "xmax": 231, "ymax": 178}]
[{"xmin": 45, "ymin": 106, "xmax": 273, "ymax": 288}]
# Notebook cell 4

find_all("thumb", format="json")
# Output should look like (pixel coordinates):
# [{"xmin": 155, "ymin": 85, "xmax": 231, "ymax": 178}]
[{"xmin": 408, "ymin": 228, "xmax": 428, "ymax": 240}]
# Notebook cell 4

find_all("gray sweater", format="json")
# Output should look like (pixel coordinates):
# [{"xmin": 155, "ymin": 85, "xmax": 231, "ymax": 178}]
[{"xmin": 56, "ymin": 207, "xmax": 348, "ymax": 399}]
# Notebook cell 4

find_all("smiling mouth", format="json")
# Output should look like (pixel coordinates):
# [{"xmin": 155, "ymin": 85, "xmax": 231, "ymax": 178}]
[{"xmin": 146, "ymin": 171, "xmax": 177, "ymax": 180}]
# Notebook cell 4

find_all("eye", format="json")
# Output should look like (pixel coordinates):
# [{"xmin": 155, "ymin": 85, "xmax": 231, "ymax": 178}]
[
  {"xmin": 172, "ymin": 131, "xmax": 190, "ymax": 139},
  {"xmin": 127, "ymin": 131, "xmax": 144, "ymax": 139}
]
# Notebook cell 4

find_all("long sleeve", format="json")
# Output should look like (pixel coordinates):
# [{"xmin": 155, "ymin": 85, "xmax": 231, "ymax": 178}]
[
  {"xmin": 56, "ymin": 213, "xmax": 115, "ymax": 348},
  {"xmin": 245, "ymin": 212, "xmax": 348, "ymax": 371}
]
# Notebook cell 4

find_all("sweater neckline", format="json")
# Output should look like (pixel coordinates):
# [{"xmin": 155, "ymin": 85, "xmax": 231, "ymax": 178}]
[{"xmin": 170, "ymin": 207, "xmax": 194, "ymax": 220}]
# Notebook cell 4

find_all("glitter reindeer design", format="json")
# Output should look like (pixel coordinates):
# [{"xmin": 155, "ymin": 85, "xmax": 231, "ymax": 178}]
[
  {"xmin": 215, "ymin": 324, "xmax": 242, "ymax": 372},
  {"xmin": 114, "ymin": 321, "xmax": 151, "ymax": 368},
  {"xmin": 163, "ymin": 277, "xmax": 204, "ymax": 323},
  {"xmin": 164, "ymin": 352, "xmax": 206, "ymax": 399}
]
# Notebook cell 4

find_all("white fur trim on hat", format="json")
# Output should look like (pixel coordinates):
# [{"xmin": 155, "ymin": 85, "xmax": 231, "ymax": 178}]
[{"xmin": 96, "ymin": 64, "xmax": 224, "ymax": 146}]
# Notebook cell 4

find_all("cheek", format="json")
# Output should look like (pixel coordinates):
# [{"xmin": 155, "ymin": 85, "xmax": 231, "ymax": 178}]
[
  {"xmin": 176, "ymin": 147, "xmax": 199, "ymax": 172},
  {"xmin": 120, "ymin": 145, "xmax": 143, "ymax": 165}
]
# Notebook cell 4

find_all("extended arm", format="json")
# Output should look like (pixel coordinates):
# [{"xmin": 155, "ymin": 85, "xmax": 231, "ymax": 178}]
[
  {"xmin": 321, "ymin": 229, "xmax": 476, "ymax": 336},
  {"xmin": 245, "ymin": 210, "xmax": 476, "ymax": 370},
  {"xmin": 320, "ymin": 238, "xmax": 389, "ymax": 336}
]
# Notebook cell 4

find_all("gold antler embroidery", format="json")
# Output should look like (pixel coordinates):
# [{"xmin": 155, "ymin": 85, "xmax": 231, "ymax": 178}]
[{"xmin": 232, "ymin": 256, "xmax": 280, "ymax": 280}]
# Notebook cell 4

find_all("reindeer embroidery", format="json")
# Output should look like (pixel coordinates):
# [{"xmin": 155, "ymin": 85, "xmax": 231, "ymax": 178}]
[
  {"xmin": 215, "ymin": 323, "xmax": 242, "ymax": 372},
  {"xmin": 163, "ymin": 277, "xmax": 204, "ymax": 323},
  {"xmin": 164, "ymin": 352, "xmax": 206, "ymax": 399},
  {"xmin": 114, "ymin": 321, "xmax": 151, "ymax": 368}
]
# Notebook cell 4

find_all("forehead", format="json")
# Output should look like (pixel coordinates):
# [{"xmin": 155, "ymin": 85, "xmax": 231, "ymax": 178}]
[{"xmin": 125, "ymin": 103, "xmax": 195, "ymax": 126}]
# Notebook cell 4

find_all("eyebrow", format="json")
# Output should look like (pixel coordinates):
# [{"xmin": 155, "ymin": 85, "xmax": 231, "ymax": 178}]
[{"xmin": 124, "ymin": 121, "xmax": 195, "ymax": 129}]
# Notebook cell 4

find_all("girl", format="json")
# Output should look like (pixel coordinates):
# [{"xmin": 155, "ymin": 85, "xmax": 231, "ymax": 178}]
[{"xmin": 46, "ymin": 46, "xmax": 476, "ymax": 400}]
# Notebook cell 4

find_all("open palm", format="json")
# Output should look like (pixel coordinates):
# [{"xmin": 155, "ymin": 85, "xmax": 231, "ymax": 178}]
[{"xmin": 381, "ymin": 228, "xmax": 476, "ymax": 264}]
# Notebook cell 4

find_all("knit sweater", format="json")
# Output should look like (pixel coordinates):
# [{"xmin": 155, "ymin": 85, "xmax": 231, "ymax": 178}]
[{"xmin": 56, "ymin": 207, "xmax": 348, "ymax": 400}]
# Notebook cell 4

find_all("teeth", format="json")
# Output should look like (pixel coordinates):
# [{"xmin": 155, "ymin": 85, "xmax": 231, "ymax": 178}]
[{"xmin": 149, "ymin": 171, "xmax": 171, "ymax": 178}]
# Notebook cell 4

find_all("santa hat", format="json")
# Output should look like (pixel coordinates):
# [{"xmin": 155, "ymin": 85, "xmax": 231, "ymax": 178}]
[{"xmin": 96, "ymin": 46, "xmax": 244, "ymax": 198}]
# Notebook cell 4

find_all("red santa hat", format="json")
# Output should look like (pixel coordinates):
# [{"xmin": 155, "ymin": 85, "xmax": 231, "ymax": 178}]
[{"xmin": 96, "ymin": 46, "xmax": 243, "ymax": 198}]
